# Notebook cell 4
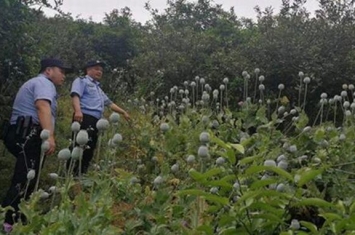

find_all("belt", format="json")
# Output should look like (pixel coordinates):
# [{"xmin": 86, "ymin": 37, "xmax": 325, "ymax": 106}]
[{"xmin": 14, "ymin": 116, "xmax": 42, "ymax": 139}]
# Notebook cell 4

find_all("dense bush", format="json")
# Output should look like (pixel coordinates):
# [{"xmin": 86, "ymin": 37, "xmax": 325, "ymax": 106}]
[{"xmin": 1, "ymin": 75, "xmax": 355, "ymax": 234}]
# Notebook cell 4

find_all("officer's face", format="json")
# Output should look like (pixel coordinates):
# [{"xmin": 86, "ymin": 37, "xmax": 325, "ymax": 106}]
[
  {"xmin": 87, "ymin": 65, "xmax": 103, "ymax": 80},
  {"xmin": 48, "ymin": 67, "xmax": 66, "ymax": 85}
]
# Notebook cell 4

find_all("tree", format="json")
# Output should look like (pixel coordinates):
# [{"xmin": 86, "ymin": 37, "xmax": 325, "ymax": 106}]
[{"xmin": 132, "ymin": 0, "xmax": 244, "ymax": 97}]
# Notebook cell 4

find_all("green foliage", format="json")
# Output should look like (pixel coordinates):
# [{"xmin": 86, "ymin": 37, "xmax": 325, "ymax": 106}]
[{"xmin": 1, "ymin": 92, "xmax": 355, "ymax": 234}]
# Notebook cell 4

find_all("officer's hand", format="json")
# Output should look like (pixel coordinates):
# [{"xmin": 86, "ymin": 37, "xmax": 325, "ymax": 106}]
[
  {"xmin": 46, "ymin": 135, "xmax": 56, "ymax": 155},
  {"xmin": 123, "ymin": 111, "xmax": 131, "ymax": 121},
  {"xmin": 74, "ymin": 111, "xmax": 83, "ymax": 123}
]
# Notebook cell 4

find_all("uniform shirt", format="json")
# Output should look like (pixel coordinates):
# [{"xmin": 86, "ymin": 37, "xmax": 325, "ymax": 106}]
[
  {"xmin": 70, "ymin": 75, "xmax": 112, "ymax": 119},
  {"xmin": 10, "ymin": 74, "xmax": 58, "ymax": 126}
]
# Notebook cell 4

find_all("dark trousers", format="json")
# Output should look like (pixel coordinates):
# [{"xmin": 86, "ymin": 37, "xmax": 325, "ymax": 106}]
[
  {"xmin": 67, "ymin": 114, "xmax": 99, "ymax": 175},
  {"xmin": 1, "ymin": 125, "xmax": 42, "ymax": 225}
]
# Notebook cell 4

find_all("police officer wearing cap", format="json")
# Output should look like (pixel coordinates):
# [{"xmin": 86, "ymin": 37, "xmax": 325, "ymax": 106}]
[
  {"xmin": 69, "ymin": 60, "xmax": 130, "ymax": 174},
  {"xmin": 1, "ymin": 58, "xmax": 72, "ymax": 232}
]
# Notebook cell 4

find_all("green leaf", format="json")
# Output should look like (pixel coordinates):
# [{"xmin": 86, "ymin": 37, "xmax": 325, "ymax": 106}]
[
  {"xmin": 180, "ymin": 115, "xmax": 191, "ymax": 125},
  {"xmin": 349, "ymin": 201, "xmax": 355, "ymax": 214},
  {"xmin": 295, "ymin": 198, "xmax": 332, "ymax": 208},
  {"xmin": 207, "ymin": 205, "xmax": 220, "ymax": 213},
  {"xmin": 249, "ymin": 201, "xmax": 284, "ymax": 215},
  {"xmin": 256, "ymin": 106, "xmax": 269, "ymax": 124},
  {"xmin": 211, "ymin": 135, "xmax": 229, "ymax": 149},
  {"xmin": 297, "ymin": 169, "xmax": 322, "ymax": 187},
  {"xmin": 236, "ymin": 191, "xmax": 260, "ymax": 206},
  {"xmin": 197, "ymin": 225, "xmax": 214, "ymax": 235},
  {"xmin": 220, "ymin": 174, "xmax": 236, "ymax": 182},
  {"xmin": 208, "ymin": 179, "xmax": 233, "ymax": 188},
  {"xmin": 268, "ymin": 166, "xmax": 294, "ymax": 181},
  {"xmin": 320, "ymin": 212, "xmax": 342, "ymax": 221},
  {"xmin": 178, "ymin": 189, "xmax": 205, "ymax": 197},
  {"xmin": 219, "ymin": 228, "xmax": 243, "ymax": 235},
  {"xmin": 250, "ymin": 179, "xmax": 278, "ymax": 189},
  {"xmin": 204, "ymin": 175, "xmax": 235, "ymax": 188},
  {"xmin": 211, "ymin": 134, "xmax": 244, "ymax": 156},
  {"xmin": 336, "ymin": 200, "xmax": 346, "ymax": 214},
  {"xmin": 271, "ymin": 112, "xmax": 278, "ymax": 122},
  {"xmin": 188, "ymin": 169, "xmax": 204, "ymax": 181},
  {"xmin": 189, "ymin": 168, "xmax": 223, "ymax": 183},
  {"xmin": 125, "ymin": 219, "xmax": 144, "ymax": 230},
  {"xmin": 225, "ymin": 148, "xmax": 236, "ymax": 165},
  {"xmin": 300, "ymin": 221, "xmax": 319, "ymax": 234},
  {"xmin": 236, "ymin": 190, "xmax": 291, "ymax": 212},
  {"xmin": 202, "ymin": 168, "xmax": 223, "ymax": 178},
  {"xmin": 245, "ymin": 165, "xmax": 293, "ymax": 181},
  {"xmin": 216, "ymin": 150, "xmax": 229, "ymax": 158},
  {"xmin": 203, "ymin": 194, "xmax": 229, "ymax": 205},
  {"xmin": 258, "ymin": 122, "xmax": 273, "ymax": 131},
  {"xmin": 177, "ymin": 189, "xmax": 229, "ymax": 205},
  {"xmin": 240, "ymin": 137, "xmax": 253, "ymax": 147},
  {"xmin": 219, "ymin": 215, "xmax": 236, "ymax": 227},
  {"xmin": 230, "ymin": 143, "xmax": 245, "ymax": 154},
  {"xmin": 336, "ymin": 219, "xmax": 353, "ymax": 233},
  {"xmin": 244, "ymin": 165, "xmax": 265, "ymax": 175},
  {"xmin": 280, "ymin": 232, "xmax": 293, "ymax": 235},
  {"xmin": 245, "ymin": 198, "xmax": 254, "ymax": 207},
  {"xmin": 251, "ymin": 213, "xmax": 284, "ymax": 223},
  {"xmin": 295, "ymin": 111, "xmax": 309, "ymax": 130},
  {"xmin": 257, "ymin": 190, "xmax": 292, "ymax": 199},
  {"xmin": 314, "ymin": 127, "xmax": 325, "ymax": 142},
  {"xmin": 239, "ymin": 156, "xmax": 259, "ymax": 165}
]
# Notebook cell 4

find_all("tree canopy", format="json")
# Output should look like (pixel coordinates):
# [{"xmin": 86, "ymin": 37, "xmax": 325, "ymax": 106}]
[{"xmin": 1, "ymin": 0, "xmax": 355, "ymax": 119}]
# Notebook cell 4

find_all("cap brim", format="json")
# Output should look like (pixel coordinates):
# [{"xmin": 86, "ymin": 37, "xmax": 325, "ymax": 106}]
[
  {"xmin": 38, "ymin": 64, "xmax": 74, "ymax": 74},
  {"xmin": 85, "ymin": 62, "xmax": 106, "ymax": 69},
  {"xmin": 59, "ymin": 66, "xmax": 74, "ymax": 74}
]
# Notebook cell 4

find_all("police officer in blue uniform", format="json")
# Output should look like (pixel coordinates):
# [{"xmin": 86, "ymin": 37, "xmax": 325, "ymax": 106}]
[
  {"xmin": 1, "ymin": 58, "xmax": 72, "ymax": 233},
  {"xmin": 69, "ymin": 60, "xmax": 130, "ymax": 174}
]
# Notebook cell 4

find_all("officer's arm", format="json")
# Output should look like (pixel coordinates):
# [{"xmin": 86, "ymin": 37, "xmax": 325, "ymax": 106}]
[
  {"xmin": 35, "ymin": 99, "xmax": 53, "ymax": 135},
  {"xmin": 72, "ymin": 95, "xmax": 81, "ymax": 113},
  {"xmin": 36, "ymin": 99, "xmax": 56, "ymax": 155},
  {"xmin": 109, "ymin": 103, "xmax": 130, "ymax": 120},
  {"xmin": 71, "ymin": 94, "xmax": 83, "ymax": 122}
]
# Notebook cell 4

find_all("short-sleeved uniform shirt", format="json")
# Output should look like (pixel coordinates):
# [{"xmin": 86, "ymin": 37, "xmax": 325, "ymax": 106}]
[
  {"xmin": 70, "ymin": 75, "xmax": 112, "ymax": 119},
  {"xmin": 10, "ymin": 74, "xmax": 58, "ymax": 126}
]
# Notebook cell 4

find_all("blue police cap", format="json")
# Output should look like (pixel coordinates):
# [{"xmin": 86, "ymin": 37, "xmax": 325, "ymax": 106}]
[
  {"xmin": 84, "ymin": 60, "xmax": 106, "ymax": 70},
  {"xmin": 39, "ymin": 58, "xmax": 72, "ymax": 73}
]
